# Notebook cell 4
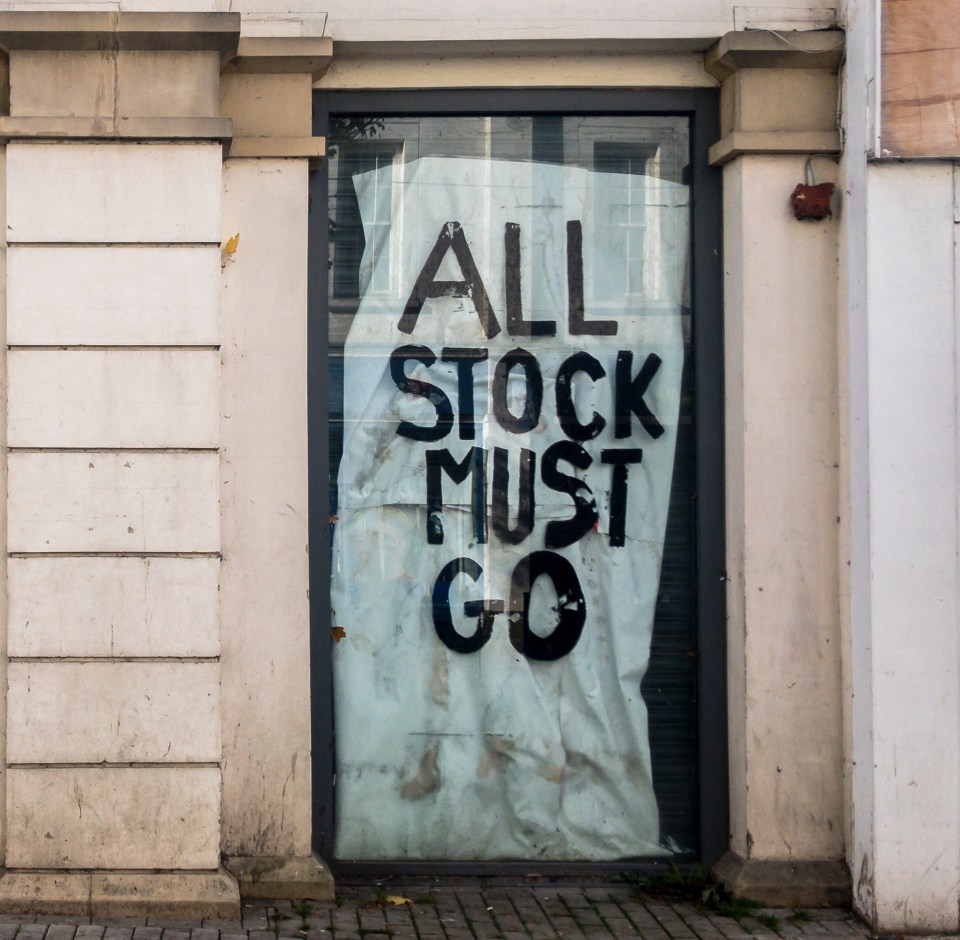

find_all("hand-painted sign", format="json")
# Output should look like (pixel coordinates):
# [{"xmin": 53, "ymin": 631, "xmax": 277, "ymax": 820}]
[{"xmin": 332, "ymin": 156, "xmax": 689, "ymax": 860}]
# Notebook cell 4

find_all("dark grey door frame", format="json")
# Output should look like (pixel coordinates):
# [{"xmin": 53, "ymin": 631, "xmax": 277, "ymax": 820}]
[{"xmin": 308, "ymin": 87, "xmax": 727, "ymax": 876}]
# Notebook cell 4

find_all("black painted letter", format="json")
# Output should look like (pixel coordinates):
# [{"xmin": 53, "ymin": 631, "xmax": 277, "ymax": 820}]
[
  {"xmin": 505, "ymin": 222, "xmax": 556, "ymax": 337},
  {"xmin": 390, "ymin": 344, "xmax": 454, "ymax": 442},
  {"xmin": 508, "ymin": 551, "xmax": 587, "ymax": 661},
  {"xmin": 567, "ymin": 220, "xmax": 617, "ymax": 336},
  {"xmin": 493, "ymin": 348, "xmax": 543, "ymax": 433},
  {"xmin": 491, "ymin": 447, "xmax": 536, "ymax": 545},
  {"xmin": 441, "ymin": 347, "xmax": 488, "ymax": 440},
  {"xmin": 601, "ymin": 448, "xmax": 643, "ymax": 547},
  {"xmin": 540, "ymin": 440, "xmax": 598, "ymax": 548},
  {"xmin": 614, "ymin": 350, "xmax": 665, "ymax": 439},
  {"xmin": 555, "ymin": 351, "xmax": 607, "ymax": 441},
  {"xmin": 425, "ymin": 448, "xmax": 487, "ymax": 545},
  {"xmin": 399, "ymin": 222, "xmax": 501, "ymax": 339},
  {"xmin": 433, "ymin": 558, "xmax": 504, "ymax": 654}
]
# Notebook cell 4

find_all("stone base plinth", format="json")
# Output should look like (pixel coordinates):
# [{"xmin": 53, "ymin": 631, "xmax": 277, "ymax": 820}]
[
  {"xmin": 712, "ymin": 851, "xmax": 851, "ymax": 908},
  {"xmin": 0, "ymin": 869, "xmax": 241, "ymax": 919},
  {"xmin": 224, "ymin": 855, "xmax": 335, "ymax": 901}
]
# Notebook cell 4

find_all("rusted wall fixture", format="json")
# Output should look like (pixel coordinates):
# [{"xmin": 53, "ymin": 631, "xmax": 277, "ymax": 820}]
[{"xmin": 791, "ymin": 154, "xmax": 837, "ymax": 221}]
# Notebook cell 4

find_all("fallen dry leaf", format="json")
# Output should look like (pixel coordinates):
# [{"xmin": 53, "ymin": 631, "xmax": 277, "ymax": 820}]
[
  {"xmin": 384, "ymin": 895, "xmax": 412, "ymax": 906},
  {"xmin": 222, "ymin": 232, "xmax": 240, "ymax": 255},
  {"xmin": 331, "ymin": 626, "xmax": 347, "ymax": 643}
]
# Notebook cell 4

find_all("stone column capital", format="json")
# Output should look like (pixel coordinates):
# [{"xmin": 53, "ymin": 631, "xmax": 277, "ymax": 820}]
[
  {"xmin": 220, "ymin": 33, "xmax": 330, "ymax": 163},
  {"xmin": 0, "ymin": 10, "xmax": 242, "ymax": 143},
  {"xmin": 0, "ymin": 10, "xmax": 240, "ymax": 57},
  {"xmin": 704, "ymin": 29, "xmax": 844, "ymax": 166}
]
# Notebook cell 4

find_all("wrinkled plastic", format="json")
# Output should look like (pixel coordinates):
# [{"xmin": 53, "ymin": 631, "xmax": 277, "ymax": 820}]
[{"xmin": 332, "ymin": 157, "xmax": 689, "ymax": 860}]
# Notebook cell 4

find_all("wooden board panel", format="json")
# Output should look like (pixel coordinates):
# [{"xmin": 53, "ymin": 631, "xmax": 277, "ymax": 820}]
[{"xmin": 882, "ymin": 0, "xmax": 960, "ymax": 156}]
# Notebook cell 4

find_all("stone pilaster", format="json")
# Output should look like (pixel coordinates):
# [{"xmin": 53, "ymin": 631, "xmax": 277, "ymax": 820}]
[
  {"xmin": 706, "ymin": 30, "xmax": 849, "ymax": 906},
  {"xmin": 218, "ymin": 26, "xmax": 332, "ymax": 903},
  {"xmin": 0, "ymin": 11, "xmax": 240, "ymax": 917}
]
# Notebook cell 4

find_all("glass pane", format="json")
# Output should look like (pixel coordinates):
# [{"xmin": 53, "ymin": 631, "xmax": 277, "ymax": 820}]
[{"xmin": 327, "ymin": 115, "xmax": 696, "ymax": 861}]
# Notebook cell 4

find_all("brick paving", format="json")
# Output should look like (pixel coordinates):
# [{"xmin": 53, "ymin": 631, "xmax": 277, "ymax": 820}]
[{"xmin": 0, "ymin": 885, "xmax": 882, "ymax": 940}]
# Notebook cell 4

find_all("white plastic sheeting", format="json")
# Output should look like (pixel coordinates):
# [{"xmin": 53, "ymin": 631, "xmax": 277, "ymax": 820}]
[{"xmin": 331, "ymin": 156, "xmax": 689, "ymax": 860}]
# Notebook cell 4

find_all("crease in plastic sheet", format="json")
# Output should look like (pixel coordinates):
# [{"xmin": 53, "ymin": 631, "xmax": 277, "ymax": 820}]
[{"xmin": 331, "ymin": 156, "xmax": 689, "ymax": 860}]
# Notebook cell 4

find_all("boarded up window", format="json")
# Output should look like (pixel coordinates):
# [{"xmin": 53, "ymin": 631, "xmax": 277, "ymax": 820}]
[{"xmin": 881, "ymin": 0, "xmax": 960, "ymax": 157}]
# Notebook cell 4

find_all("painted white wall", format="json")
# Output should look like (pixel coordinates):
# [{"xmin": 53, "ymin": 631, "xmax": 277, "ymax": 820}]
[
  {"xmin": 320, "ymin": 0, "xmax": 838, "ymax": 43},
  {"xmin": 848, "ymin": 162, "xmax": 960, "ymax": 934},
  {"xmin": 0, "ymin": 0, "xmax": 838, "ymax": 42},
  {"xmin": 841, "ymin": 0, "xmax": 960, "ymax": 932},
  {"xmin": 838, "ymin": 0, "xmax": 876, "ymax": 924}
]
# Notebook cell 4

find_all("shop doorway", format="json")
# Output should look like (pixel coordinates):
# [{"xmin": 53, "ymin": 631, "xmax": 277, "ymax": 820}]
[{"xmin": 309, "ymin": 89, "xmax": 725, "ymax": 874}]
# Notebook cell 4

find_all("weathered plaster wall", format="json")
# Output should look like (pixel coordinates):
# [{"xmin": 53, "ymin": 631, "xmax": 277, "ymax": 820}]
[
  {"xmin": 318, "ymin": 54, "xmax": 715, "ymax": 90},
  {"xmin": 321, "ymin": 0, "xmax": 838, "ymax": 42},
  {"xmin": 220, "ymin": 157, "xmax": 312, "ymax": 859},
  {"xmin": 723, "ymin": 154, "xmax": 843, "ymax": 861},
  {"xmin": 0, "ymin": 0, "xmax": 841, "ymax": 37},
  {"xmin": 4, "ymin": 140, "xmax": 224, "ymax": 872}
]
